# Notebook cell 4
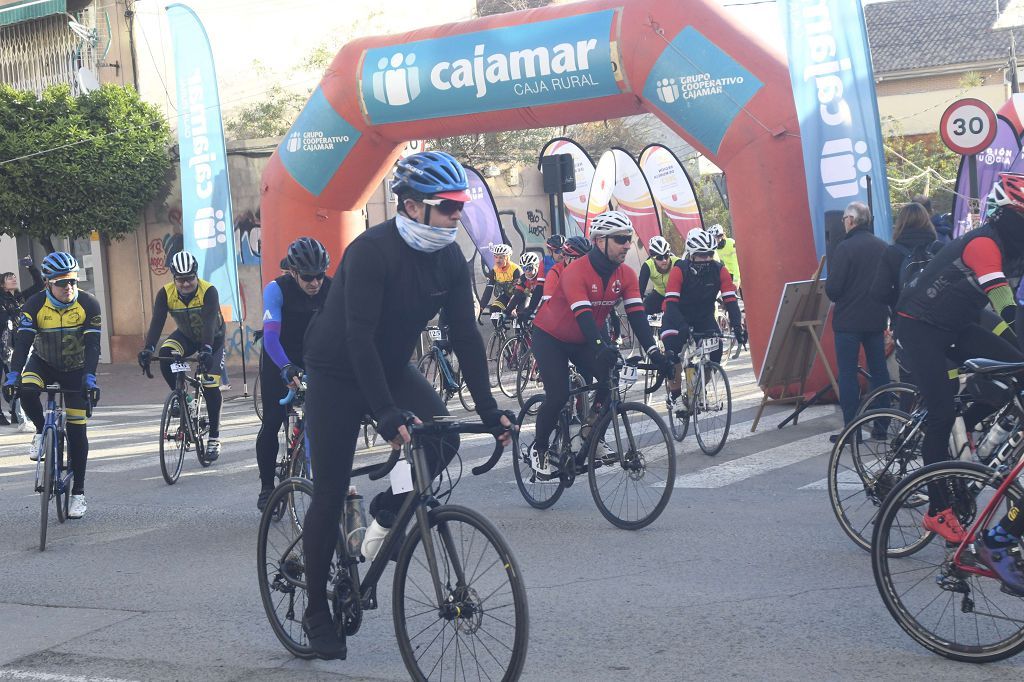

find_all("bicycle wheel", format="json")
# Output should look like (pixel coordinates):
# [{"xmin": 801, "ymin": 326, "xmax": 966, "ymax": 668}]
[
  {"xmin": 856, "ymin": 381, "xmax": 920, "ymax": 417},
  {"xmin": 486, "ymin": 332, "xmax": 501, "ymax": 388},
  {"xmin": 666, "ymin": 388, "xmax": 689, "ymax": 443},
  {"xmin": 257, "ymin": 477, "xmax": 317, "ymax": 659},
  {"xmin": 362, "ymin": 418, "xmax": 379, "ymax": 449},
  {"xmin": 497, "ymin": 336, "xmax": 527, "ymax": 399},
  {"xmin": 55, "ymin": 436, "xmax": 71, "ymax": 524},
  {"xmin": 516, "ymin": 350, "xmax": 543, "ymax": 411},
  {"xmin": 159, "ymin": 392, "xmax": 186, "ymax": 485},
  {"xmin": 693, "ymin": 362, "xmax": 731, "ymax": 456},
  {"xmin": 587, "ymin": 401, "xmax": 676, "ymax": 530},
  {"xmin": 39, "ymin": 429, "xmax": 55, "ymax": 551},
  {"xmin": 827, "ymin": 409, "xmax": 929, "ymax": 554},
  {"xmin": 254, "ymin": 370, "xmax": 263, "ymax": 422},
  {"xmin": 393, "ymin": 504, "xmax": 529, "ymax": 681},
  {"xmin": 872, "ymin": 461, "xmax": 1024, "ymax": 662},
  {"xmin": 457, "ymin": 363, "xmax": 477, "ymax": 413},
  {"xmin": 417, "ymin": 352, "xmax": 443, "ymax": 400},
  {"xmin": 513, "ymin": 395, "xmax": 567, "ymax": 509},
  {"xmin": 192, "ymin": 387, "xmax": 212, "ymax": 467}
]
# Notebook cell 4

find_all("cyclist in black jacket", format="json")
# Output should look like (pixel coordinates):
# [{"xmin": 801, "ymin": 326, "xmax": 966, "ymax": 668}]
[{"xmin": 299, "ymin": 151, "xmax": 512, "ymax": 660}]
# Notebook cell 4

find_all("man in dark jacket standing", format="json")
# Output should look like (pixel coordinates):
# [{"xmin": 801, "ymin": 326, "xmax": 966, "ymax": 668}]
[{"xmin": 825, "ymin": 201, "xmax": 891, "ymax": 440}]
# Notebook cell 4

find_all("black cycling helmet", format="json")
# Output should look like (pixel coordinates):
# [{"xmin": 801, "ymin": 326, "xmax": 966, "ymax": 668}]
[
  {"xmin": 285, "ymin": 237, "xmax": 330, "ymax": 275},
  {"xmin": 545, "ymin": 234, "xmax": 566, "ymax": 250},
  {"xmin": 562, "ymin": 236, "xmax": 592, "ymax": 259}
]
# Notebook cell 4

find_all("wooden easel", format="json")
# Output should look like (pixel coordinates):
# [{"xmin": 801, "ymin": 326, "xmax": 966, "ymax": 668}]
[{"xmin": 751, "ymin": 256, "xmax": 839, "ymax": 432}]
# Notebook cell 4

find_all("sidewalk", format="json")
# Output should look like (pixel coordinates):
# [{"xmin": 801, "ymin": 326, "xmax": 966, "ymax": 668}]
[{"xmin": 94, "ymin": 362, "xmax": 257, "ymax": 408}]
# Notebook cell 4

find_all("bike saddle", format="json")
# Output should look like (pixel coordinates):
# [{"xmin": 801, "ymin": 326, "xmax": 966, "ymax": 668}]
[{"xmin": 961, "ymin": 358, "xmax": 1024, "ymax": 376}]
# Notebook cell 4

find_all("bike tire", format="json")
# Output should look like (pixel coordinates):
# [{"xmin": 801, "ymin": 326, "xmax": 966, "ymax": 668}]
[
  {"xmin": 55, "ymin": 436, "xmax": 71, "ymax": 524},
  {"xmin": 393, "ymin": 504, "xmax": 529, "ymax": 681},
  {"xmin": 827, "ymin": 408, "xmax": 929, "ymax": 554},
  {"xmin": 257, "ymin": 477, "xmax": 317, "ymax": 660},
  {"xmin": 856, "ymin": 381, "xmax": 920, "ymax": 417},
  {"xmin": 516, "ymin": 350, "xmax": 543, "ymax": 412},
  {"xmin": 513, "ymin": 395, "xmax": 567, "ymax": 509},
  {"xmin": 872, "ymin": 461, "xmax": 1024, "ymax": 662},
  {"xmin": 254, "ymin": 370, "xmax": 263, "ymax": 422},
  {"xmin": 193, "ymin": 386, "xmax": 212, "ymax": 467},
  {"xmin": 666, "ymin": 389, "xmax": 689, "ymax": 443},
  {"xmin": 417, "ymin": 352, "xmax": 443, "ymax": 400},
  {"xmin": 693, "ymin": 362, "xmax": 731, "ymax": 456},
  {"xmin": 587, "ymin": 401, "xmax": 676, "ymax": 530},
  {"xmin": 362, "ymin": 419, "xmax": 379, "ymax": 449},
  {"xmin": 39, "ymin": 428, "xmax": 55, "ymax": 551},
  {"xmin": 486, "ymin": 332, "xmax": 501, "ymax": 388},
  {"xmin": 497, "ymin": 336, "xmax": 526, "ymax": 399},
  {"xmin": 159, "ymin": 392, "xmax": 186, "ymax": 485}
]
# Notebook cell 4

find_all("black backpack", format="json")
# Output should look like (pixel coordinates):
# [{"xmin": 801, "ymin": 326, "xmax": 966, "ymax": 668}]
[{"xmin": 895, "ymin": 240, "xmax": 942, "ymax": 290}]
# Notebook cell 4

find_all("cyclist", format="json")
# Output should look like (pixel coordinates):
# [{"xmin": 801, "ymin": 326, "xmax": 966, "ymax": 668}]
[
  {"xmin": 505, "ymin": 252, "xmax": 544, "ymax": 319},
  {"xmin": 479, "ymin": 243, "xmax": 521, "ymax": 317},
  {"xmin": 2, "ymin": 252, "xmax": 101, "ymax": 519},
  {"xmin": 709, "ymin": 224, "xmax": 742, "ymax": 296},
  {"xmin": 539, "ymin": 235, "xmax": 591, "ymax": 306},
  {"xmin": 137, "ymin": 251, "xmax": 226, "ymax": 462},
  {"xmin": 299, "ymin": 150, "xmax": 513, "ymax": 659},
  {"xmin": 529, "ymin": 210, "xmax": 669, "ymax": 472},
  {"xmin": 894, "ymin": 171, "xmax": 1024, "ymax": 547},
  {"xmin": 0, "ymin": 256, "xmax": 43, "ymax": 426},
  {"xmin": 638, "ymin": 235, "xmax": 679, "ymax": 315},
  {"xmin": 254, "ymin": 237, "xmax": 331, "ymax": 511},
  {"xmin": 543, "ymin": 234, "xmax": 565, "ymax": 274},
  {"xmin": 661, "ymin": 228, "xmax": 744, "ymax": 415}
]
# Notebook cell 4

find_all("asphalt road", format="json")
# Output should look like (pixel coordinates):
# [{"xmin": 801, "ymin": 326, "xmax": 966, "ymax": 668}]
[{"xmin": 0, "ymin": 356, "xmax": 1020, "ymax": 681}]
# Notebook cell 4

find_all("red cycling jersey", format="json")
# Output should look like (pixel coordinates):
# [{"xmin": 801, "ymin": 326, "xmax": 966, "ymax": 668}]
[
  {"xmin": 540, "ymin": 260, "xmax": 566, "ymax": 302},
  {"xmin": 534, "ymin": 256, "xmax": 644, "ymax": 344}
]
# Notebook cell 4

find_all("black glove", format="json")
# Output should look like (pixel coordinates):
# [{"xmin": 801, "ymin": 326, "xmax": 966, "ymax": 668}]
[
  {"xmin": 281, "ymin": 363, "xmax": 302, "ymax": 385},
  {"xmin": 82, "ymin": 373, "xmax": 100, "ymax": 406},
  {"xmin": 733, "ymin": 326, "xmax": 748, "ymax": 346},
  {"xmin": 478, "ymin": 408, "xmax": 515, "ymax": 431},
  {"xmin": 376, "ymin": 407, "xmax": 416, "ymax": 442},
  {"xmin": 137, "ymin": 346, "xmax": 154, "ymax": 370},
  {"xmin": 593, "ymin": 339, "xmax": 619, "ymax": 368},
  {"xmin": 648, "ymin": 348, "xmax": 674, "ymax": 376},
  {"xmin": 197, "ymin": 344, "xmax": 213, "ymax": 373}
]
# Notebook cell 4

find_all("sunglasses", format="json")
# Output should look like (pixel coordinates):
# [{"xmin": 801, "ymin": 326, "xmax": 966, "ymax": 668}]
[
  {"xmin": 654, "ymin": 254, "xmax": 670, "ymax": 261},
  {"xmin": 174, "ymin": 275, "xmax": 197, "ymax": 284},
  {"xmin": 299, "ymin": 273, "xmax": 325, "ymax": 283},
  {"xmin": 421, "ymin": 198, "xmax": 465, "ymax": 216},
  {"xmin": 51, "ymin": 278, "xmax": 78, "ymax": 288},
  {"xmin": 609, "ymin": 235, "xmax": 633, "ymax": 245}
]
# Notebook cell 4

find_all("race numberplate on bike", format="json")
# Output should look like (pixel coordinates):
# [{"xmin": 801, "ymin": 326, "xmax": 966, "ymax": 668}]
[
  {"xmin": 390, "ymin": 458, "xmax": 414, "ymax": 494},
  {"xmin": 428, "ymin": 329, "xmax": 442, "ymax": 340},
  {"xmin": 170, "ymin": 361, "xmax": 189, "ymax": 373},
  {"xmin": 701, "ymin": 338, "xmax": 720, "ymax": 352},
  {"xmin": 490, "ymin": 312, "xmax": 501, "ymax": 320},
  {"xmin": 621, "ymin": 365, "xmax": 639, "ymax": 383}
]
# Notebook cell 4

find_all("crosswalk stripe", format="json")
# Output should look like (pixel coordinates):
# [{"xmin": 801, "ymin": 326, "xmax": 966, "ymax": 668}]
[{"xmin": 668, "ymin": 432, "xmax": 833, "ymax": 489}]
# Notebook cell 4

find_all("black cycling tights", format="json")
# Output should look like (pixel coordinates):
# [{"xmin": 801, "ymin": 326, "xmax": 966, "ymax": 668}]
[
  {"xmin": 531, "ymin": 328, "xmax": 609, "ymax": 453},
  {"xmin": 895, "ymin": 317, "xmax": 1023, "ymax": 512},
  {"xmin": 301, "ymin": 363, "xmax": 456, "ymax": 617},
  {"xmin": 255, "ymin": 356, "xmax": 288, "ymax": 488},
  {"xmin": 22, "ymin": 390, "xmax": 88, "ymax": 495}
]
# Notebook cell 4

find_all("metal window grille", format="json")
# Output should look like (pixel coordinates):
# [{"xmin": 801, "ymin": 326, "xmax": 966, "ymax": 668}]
[{"xmin": 0, "ymin": 7, "xmax": 102, "ymax": 97}]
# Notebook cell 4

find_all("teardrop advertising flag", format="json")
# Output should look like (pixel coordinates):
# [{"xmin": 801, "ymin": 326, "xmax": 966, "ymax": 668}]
[
  {"xmin": 586, "ymin": 150, "xmax": 616, "ymax": 236},
  {"xmin": 638, "ymin": 143, "xmax": 703, "ymax": 239},
  {"xmin": 461, "ymin": 166, "xmax": 504, "ymax": 268},
  {"xmin": 539, "ymin": 137, "xmax": 595, "ymax": 236},
  {"xmin": 610, "ymin": 148, "xmax": 661, "ymax": 249},
  {"xmin": 951, "ymin": 114, "xmax": 1020, "ymax": 237}
]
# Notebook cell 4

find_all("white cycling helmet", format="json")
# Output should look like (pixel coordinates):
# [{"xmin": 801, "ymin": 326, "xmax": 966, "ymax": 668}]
[
  {"xmin": 685, "ymin": 229, "xmax": 717, "ymax": 255},
  {"xmin": 588, "ymin": 210, "xmax": 634, "ymax": 238},
  {"xmin": 708, "ymin": 223, "xmax": 725, "ymax": 240},
  {"xmin": 490, "ymin": 243, "xmax": 512, "ymax": 257},
  {"xmin": 648, "ymin": 236, "xmax": 671, "ymax": 257},
  {"xmin": 170, "ymin": 250, "xmax": 199, "ymax": 277},
  {"xmin": 520, "ymin": 252, "xmax": 540, "ymax": 270}
]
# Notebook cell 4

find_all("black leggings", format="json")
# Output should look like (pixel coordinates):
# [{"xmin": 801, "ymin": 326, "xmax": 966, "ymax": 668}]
[
  {"xmin": 531, "ymin": 328, "xmax": 609, "ymax": 452},
  {"xmin": 157, "ymin": 331, "xmax": 223, "ymax": 438},
  {"xmin": 895, "ymin": 317, "xmax": 1023, "ymax": 511},
  {"xmin": 302, "ymin": 363, "xmax": 455, "ymax": 616},
  {"xmin": 255, "ymin": 354, "xmax": 288, "ymax": 488},
  {"xmin": 21, "ymin": 358, "xmax": 89, "ymax": 495},
  {"xmin": 643, "ymin": 291, "xmax": 664, "ymax": 316}
]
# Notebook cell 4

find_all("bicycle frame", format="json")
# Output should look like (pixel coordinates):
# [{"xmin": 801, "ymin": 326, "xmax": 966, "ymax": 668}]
[{"xmin": 34, "ymin": 386, "xmax": 71, "ymax": 497}]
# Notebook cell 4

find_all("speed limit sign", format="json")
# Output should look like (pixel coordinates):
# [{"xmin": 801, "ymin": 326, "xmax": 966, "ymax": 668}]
[{"xmin": 939, "ymin": 98, "xmax": 997, "ymax": 155}]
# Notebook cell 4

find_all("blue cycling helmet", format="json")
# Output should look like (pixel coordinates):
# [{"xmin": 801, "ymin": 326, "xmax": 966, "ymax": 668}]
[
  {"xmin": 391, "ymin": 151, "xmax": 472, "ymax": 202},
  {"xmin": 40, "ymin": 252, "xmax": 79, "ymax": 279}
]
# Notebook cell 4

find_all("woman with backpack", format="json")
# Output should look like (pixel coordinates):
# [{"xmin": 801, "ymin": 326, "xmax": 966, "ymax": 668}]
[{"xmin": 871, "ymin": 202, "xmax": 939, "ymax": 313}]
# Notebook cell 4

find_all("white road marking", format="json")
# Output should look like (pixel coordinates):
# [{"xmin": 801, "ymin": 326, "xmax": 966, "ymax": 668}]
[
  {"xmin": 668, "ymin": 432, "xmax": 833, "ymax": 489},
  {"xmin": 0, "ymin": 671, "xmax": 139, "ymax": 682}
]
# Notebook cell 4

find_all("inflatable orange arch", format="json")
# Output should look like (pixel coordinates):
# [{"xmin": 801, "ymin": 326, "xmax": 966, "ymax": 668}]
[{"xmin": 260, "ymin": 0, "xmax": 815, "ymax": 375}]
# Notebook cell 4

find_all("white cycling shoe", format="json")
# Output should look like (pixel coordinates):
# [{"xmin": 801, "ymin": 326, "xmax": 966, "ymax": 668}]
[
  {"xmin": 68, "ymin": 494, "xmax": 87, "ymax": 519},
  {"xmin": 28, "ymin": 433, "xmax": 42, "ymax": 461}
]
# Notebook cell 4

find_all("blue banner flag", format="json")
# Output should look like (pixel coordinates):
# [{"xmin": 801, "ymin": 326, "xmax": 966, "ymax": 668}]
[
  {"xmin": 167, "ymin": 3, "xmax": 240, "ymax": 320},
  {"xmin": 779, "ymin": 0, "xmax": 892, "ymax": 256}
]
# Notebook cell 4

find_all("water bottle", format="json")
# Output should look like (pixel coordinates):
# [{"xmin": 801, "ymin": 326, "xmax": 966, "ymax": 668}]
[
  {"xmin": 344, "ymin": 486, "xmax": 367, "ymax": 559},
  {"xmin": 977, "ymin": 415, "xmax": 1016, "ymax": 464},
  {"xmin": 569, "ymin": 424, "xmax": 585, "ymax": 454}
]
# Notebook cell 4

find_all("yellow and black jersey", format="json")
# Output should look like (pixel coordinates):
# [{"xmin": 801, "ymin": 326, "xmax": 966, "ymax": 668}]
[
  {"xmin": 143, "ymin": 278, "xmax": 225, "ymax": 349},
  {"xmin": 12, "ymin": 290, "xmax": 102, "ymax": 373},
  {"xmin": 481, "ymin": 262, "xmax": 522, "ymax": 308}
]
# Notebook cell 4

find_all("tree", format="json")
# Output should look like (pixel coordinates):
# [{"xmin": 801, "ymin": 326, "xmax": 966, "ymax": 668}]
[
  {"xmin": 882, "ymin": 119, "xmax": 959, "ymax": 214},
  {"xmin": 0, "ymin": 84, "xmax": 171, "ymax": 245}
]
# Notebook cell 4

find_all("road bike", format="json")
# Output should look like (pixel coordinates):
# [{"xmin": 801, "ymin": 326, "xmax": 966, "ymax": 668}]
[
  {"xmin": 145, "ymin": 355, "xmax": 213, "ymax": 484},
  {"xmin": 496, "ymin": 317, "xmax": 532, "ymax": 399},
  {"xmin": 872, "ymin": 358, "xmax": 1024, "ymax": 663},
  {"xmin": 33, "ymin": 385, "xmax": 90, "ymax": 551},
  {"xmin": 514, "ymin": 357, "xmax": 676, "ymax": 529},
  {"xmin": 257, "ymin": 419, "xmax": 529, "ymax": 678},
  {"xmin": 416, "ymin": 325, "xmax": 475, "ymax": 412}
]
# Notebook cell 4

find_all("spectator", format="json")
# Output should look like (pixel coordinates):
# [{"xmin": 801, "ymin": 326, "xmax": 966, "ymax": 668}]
[
  {"xmin": 913, "ymin": 194, "xmax": 953, "ymax": 243},
  {"xmin": 825, "ymin": 201, "xmax": 891, "ymax": 442},
  {"xmin": 871, "ymin": 202, "xmax": 937, "ymax": 313}
]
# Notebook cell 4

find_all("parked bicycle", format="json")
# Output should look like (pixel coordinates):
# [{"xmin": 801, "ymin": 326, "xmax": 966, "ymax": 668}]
[
  {"xmin": 33, "ymin": 385, "xmax": 90, "ymax": 551},
  {"xmin": 416, "ymin": 325, "xmax": 475, "ymax": 412},
  {"xmin": 257, "ymin": 419, "xmax": 529, "ymax": 679},
  {"xmin": 514, "ymin": 357, "xmax": 676, "ymax": 529},
  {"xmin": 144, "ymin": 355, "xmax": 213, "ymax": 484}
]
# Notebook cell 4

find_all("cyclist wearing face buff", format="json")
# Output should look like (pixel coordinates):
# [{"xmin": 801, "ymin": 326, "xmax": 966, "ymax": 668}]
[{"xmin": 299, "ymin": 151, "xmax": 513, "ymax": 660}]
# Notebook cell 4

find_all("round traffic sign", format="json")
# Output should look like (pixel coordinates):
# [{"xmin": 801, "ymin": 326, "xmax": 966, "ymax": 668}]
[{"xmin": 939, "ymin": 98, "xmax": 997, "ymax": 155}]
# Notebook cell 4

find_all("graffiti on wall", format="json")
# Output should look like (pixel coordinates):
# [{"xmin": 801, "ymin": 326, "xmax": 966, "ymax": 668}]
[
  {"xmin": 224, "ymin": 323, "xmax": 261, "ymax": 361},
  {"xmin": 236, "ymin": 208, "xmax": 261, "ymax": 264},
  {"xmin": 526, "ymin": 209, "xmax": 549, "ymax": 240},
  {"xmin": 148, "ymin": 232, "xmax": 184, "ymax": 276}
]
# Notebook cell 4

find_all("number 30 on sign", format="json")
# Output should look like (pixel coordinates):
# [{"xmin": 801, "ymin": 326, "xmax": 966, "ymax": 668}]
[{"xmin": 939, "ymin": 98, "xmax": 997, "ymax": 156}]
